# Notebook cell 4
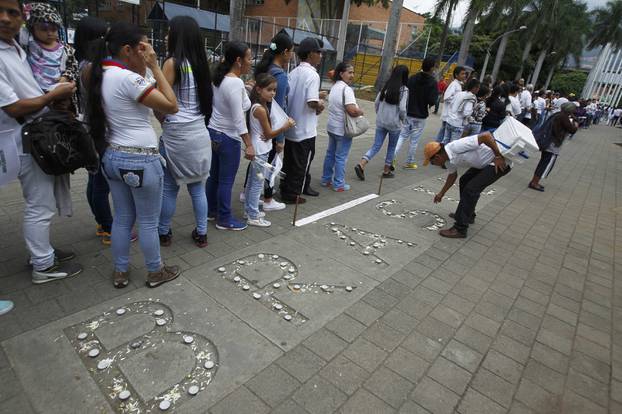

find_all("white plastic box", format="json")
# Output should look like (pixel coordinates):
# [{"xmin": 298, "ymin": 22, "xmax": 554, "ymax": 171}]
[{"xmin": 492, "ymin": 117, "xmax": 539, "ymax": 164}]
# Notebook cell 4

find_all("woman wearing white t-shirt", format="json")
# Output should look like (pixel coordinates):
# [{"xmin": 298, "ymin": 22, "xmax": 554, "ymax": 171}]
[
  {"xmin": 157, "ymin": 16, "xmax": 212, "ymax": 249},
  {"xmin": 207, "ymin": 42, "xmax": 253, "ymax": 231},
  {"xmin": 322, "ymin": 62, "xmax": 363, "ymax": 192},
  {"xmin": 86, "ymin": 23, "xmax": 180, "ymax": 289}
]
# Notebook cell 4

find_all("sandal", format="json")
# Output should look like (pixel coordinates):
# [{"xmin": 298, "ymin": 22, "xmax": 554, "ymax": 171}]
[
  {"xmin": 382, "ymin": 171, "xmax": 395, "ymax": 178},
  {"xmin": 528, "ymin": 183, "xmax": 545, "ymax": 192},
  {"xmin": 113, "ymin": 271, "xmax": 130, "ymax": 289}
]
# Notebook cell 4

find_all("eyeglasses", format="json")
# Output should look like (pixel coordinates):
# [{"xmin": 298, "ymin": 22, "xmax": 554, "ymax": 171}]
[
  {"xmin": 0, "ymin": 6, "xmax": 21, "ymax": 18},
  {"xmin": 34, "ymin": 23, "xmax": 58, "ymax": 32}
]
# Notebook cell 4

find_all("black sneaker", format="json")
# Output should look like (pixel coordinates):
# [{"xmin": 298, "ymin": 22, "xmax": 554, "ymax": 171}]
[
  {"xmin": 32, "ymin": 262, "xmax": 82, "ymax": 284},
  {"xmin": 191, "ymin": 229, "xmax": 208, "ymax": 248},
  {"xmin": 159, "ymin": 230, "xmax": 173, "ymax": 247}
]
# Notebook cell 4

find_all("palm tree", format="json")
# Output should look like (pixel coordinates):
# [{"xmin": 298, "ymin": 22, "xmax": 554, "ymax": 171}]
[
  {"xmin": 457, "ymin": 0, "xmax": 490, "ymax": 66},
  {"xmin": 514, "ymin": 0, "xmax": 559, "ymax": 80},
  {"xmin": 588, "ymin": 0, "xmax": 622, "ymax": 49},
  {"xmin": 433, "ymin": 0, "xmax": 460, "ymax": 72}
]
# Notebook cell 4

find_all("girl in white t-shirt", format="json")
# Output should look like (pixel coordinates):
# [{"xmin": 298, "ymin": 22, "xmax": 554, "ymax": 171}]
[
  {"xmin": 244, "ymin": 74, "xmax": 295, "ymax": 227},
  {"xmin": 322, "ymin": 62, "xmax": 364, "ymax": 192},
  {"xmin": 86, "ymin": 22, "xmax": 180, "ymax": 289}
]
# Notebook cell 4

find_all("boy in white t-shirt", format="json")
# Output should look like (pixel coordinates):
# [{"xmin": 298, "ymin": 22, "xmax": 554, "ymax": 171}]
[{"xmin": 279, "ymin": 37, "xmax": 326, "ymax": 204}]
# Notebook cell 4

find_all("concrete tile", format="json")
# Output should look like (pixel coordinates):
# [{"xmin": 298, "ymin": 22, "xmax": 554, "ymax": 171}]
[
  {"xmin": 491, "ymin": 334, "xmax": 531, "ymax": 365},
  {"xmin": 482, "ymin": 349, "xmax": 524, "ymax": 384},
  {"xmin": 429, "ymin": 305, "xmax": 466, "ymax": 329},
  {"xmin": 565, "ymin": 368, "xmax": 608, "ymax": 407},
  {"xmin": 270, "ymin": 399, "xmax": 309, "ymax": 414},
  {"xmin": 410, "ymin": 377, "xmax": 460, "ymax": 414},
  {"xmin": 401, "ymin": 330, "xmax": 443, "ymax": 362},
  {"xmin": 0, "ymin": 393, "xmax": 35, "ymax": 414},
  {"xmin": 338, "ymin": 388, "xmax": 395, "ymax": 414},
  {"xmin": 569, "ymin": 351, "xmax": 610, "ymax": 384},
  {"xmin": 454, "ymin": 325, "xmax": 493, "ymax": 354},
  {"xmin": 531, "ymin": 342, "xmax": 569, "ymax": 374},
  {"xmin": 560, "ymin": 390, "xmax": 607, "ymax": 414},
  {"xmin": 362, "ymin": 321, "xmax": 406, "ymax": 352},
  {"xmin": 303, "ymin": 328, "xmax": 348, "ymax": 361},
  {"xmin": 471, "ymin": 368, "xmax": 515, "ymax": 408},
  {"xmin": 319, "ymin": 355, "xmax": 368, "ymax": 396},
  {"xmin": 457, "ymin": 387, "xmax": 505, "ymax": 414},
  {"xmin": 416, "ymin": 316, "xmax": 455, "ymax": 345},
  {"xmin": 500, "ymin": 320, "xmax": 537, "ymax": 346},
  {"xmin": 384, "ymin": 347, "xmax": 429, "ymax": 383},
  {"xmin": 362, "ymin": 288, "xmax": 400, "ymax": 313},
  {"xmin": 326, "ymin": 313, "xmax": 367, "ymax": 342},
  {"xmin": 522, "ymin": 359, "xmax": 565, "ymax": 394},
  {"xmin": 464, "ymin": 313, "xmax": 501, "ymax": 337},
  {"xmin": 292, "ymin": 375, "xmax": 347, "ymax": 414},
  {"xmin": 398, "ymin": 400, "xmax": 431, "ymax": 413},
  {"xmin": 380, "ymin": 309, "xmax": 418, "ymax": 335},
  {"xmin": 515, "ymin": 378, "xmax": 562, "ymax": 413},
  {"xmin": 245, "ymin": 365, "xmax": 301, "ymax": 408},
  {"xmin": 364, "ymin": 366, "xmax": 414, "ymax": 408},
  {"xmin": 345, "ymin": 301, "xmax": 383, "ymax": 326},
  {"xmin": 343, "ymin": 338, "xmax": 388, "ymax": 372},
  {"xmin": 210, "ymin": 386, "xmax": 270, "ymax": 414},
  {"xmin": 277, "ymin": 345, "xmax": 325, "ymax": 383},
  {"xmin": 427, "ymin": 357, "xmax": 472, "ymax": 395},
  {"xmin": 441, "ymin": 339, "xmax": 483, "ymax": 373}
]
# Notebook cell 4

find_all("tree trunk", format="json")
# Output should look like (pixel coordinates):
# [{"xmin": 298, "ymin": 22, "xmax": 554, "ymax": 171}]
[
  {"xmin": 336, "ymin": 0, "xmax": 351, "ymax": 62},
  {"xmin": 457, "ymin": 8, "xmax": 477, "ymax": 66},
  {"xmin": 490, "ymin": 33, "xmax": 509, "ymax": 83},
  {"xmin": 229, "ymin": 0, "xmax": 245, "ymax": 42},
  {"xmin": 435, "ymin": 0, "xmax": 457, "ymax": 72},
  {"xmin": 543, "ymin": 62, "xmax": 557, "ymax": 90},
  {"xmin": 530, "ymin": 49, "xmax": 547, "ymax": 87},
  {"xmin": 375, "ymin": 0, "xmax": 404, "ymax": 90},
  {"xmin": 515, "ymin": 38, "xmax": 533, "ymax": 81}
]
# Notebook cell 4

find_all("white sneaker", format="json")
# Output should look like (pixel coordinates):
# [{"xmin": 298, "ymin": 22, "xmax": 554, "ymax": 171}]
[
  {"xmin": 32, "ymin": 262, "xmax": 83, "ymax": 284},
  {"xmin": 262, "ymin": 199, "xmax": 286, "ymax": 211},
  {"xmin": 247, "ymin": 217, "xmax": 271, "ymax": 227},
  {"xmin": 240, "ymin": 192, "xmax": 263, "ymax": 205},
  {"xmin": 243, "ymin": 211, "xmax": 266, "ymax": 219}
]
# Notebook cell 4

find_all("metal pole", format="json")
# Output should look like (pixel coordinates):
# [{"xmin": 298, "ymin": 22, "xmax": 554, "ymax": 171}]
[
  {"xmin": 602, "ymin": 50, "xmax": 621, "ymax": 103},
  {"xmin": 588, "ymin": 44, "xmax": 611, "ymax": 99},
  {"xmin": 356, "ymin": 23, "xmax": 363, "ymax": 54},
  {"xmin": 423, "ymin": 26, "xmax": 431, "ymax": 58},
  {"xmin": 596, "ymin": 47, "xmax": 616, "ymax": 100}
]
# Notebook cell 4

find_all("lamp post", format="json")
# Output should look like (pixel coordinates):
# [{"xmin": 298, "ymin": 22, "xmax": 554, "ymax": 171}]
[{"xmin": 479, "ymin": 26, "xmax": 527, "ymax": 82}]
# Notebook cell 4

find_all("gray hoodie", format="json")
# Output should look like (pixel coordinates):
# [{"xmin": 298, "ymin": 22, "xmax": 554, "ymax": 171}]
[{"xmin": 375, "ymin": 86, "xmax": 409, "ymax": 131}]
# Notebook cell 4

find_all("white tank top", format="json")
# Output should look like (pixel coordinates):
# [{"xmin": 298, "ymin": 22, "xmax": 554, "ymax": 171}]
[
  {"xmin": 165, "ymin": 60, "xmax": 204, "ymax": 123},
  {"xmin": 250, "ymin": 103, "xmax": 272, "ymax": 155}
]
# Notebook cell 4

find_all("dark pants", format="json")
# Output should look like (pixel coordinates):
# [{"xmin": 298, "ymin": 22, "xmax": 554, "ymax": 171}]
[
  {"xmin": 86, "ymin": 166, "xmax": 113, "ymax": 233},
  {"xmin": 206, "ymin": 128, "xmax": 241, "ymax": 224},
  {"xmin": 280, "ymin": 137, "xmax": 315, "ymax": 198},
  {"xmin": 454, "ymin": 165, "xmax": 511, "ymax": 234},
  {"xmin": 534, "ymin": 151, "xmax": 557, "ymax": 179},
  {"xmin": 244, "ymin": 145, "xmax": 278, "ymax": 199}
]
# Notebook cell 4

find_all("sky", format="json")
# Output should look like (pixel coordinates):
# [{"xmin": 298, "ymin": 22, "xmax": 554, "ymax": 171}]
[{"xmin": 403, "ymin": 0, "xmax": 609, "ymax": 28}]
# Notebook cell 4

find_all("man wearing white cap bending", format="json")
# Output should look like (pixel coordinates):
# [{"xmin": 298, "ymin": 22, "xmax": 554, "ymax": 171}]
[{"xmin": 423, "ymin": 132, "xmax": 510, "ymax": 238}]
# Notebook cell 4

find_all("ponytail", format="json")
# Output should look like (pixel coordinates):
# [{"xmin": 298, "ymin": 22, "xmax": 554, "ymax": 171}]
[
  {"xmin": 254, "ymin": 32, "xmax": 293, "ymax": 77},
  {"xmin": 213, "ymin": 41, "xmax": 249, "ymax": 87},
  {"xmin": 85, "ymin": 22, "xmax": 144, "ymax": 153},
  {"xmin": 86, "ymin": 37, "xmax": 108, "ymax": 153}
]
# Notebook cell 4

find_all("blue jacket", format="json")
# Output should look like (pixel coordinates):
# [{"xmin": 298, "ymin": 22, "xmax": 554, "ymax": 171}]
[{"xmin": 268, "ymin": 64, "xmax": 289, "ymax": 143}]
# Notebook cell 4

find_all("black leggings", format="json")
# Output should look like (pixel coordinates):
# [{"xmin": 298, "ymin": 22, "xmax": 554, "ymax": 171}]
[{"xmin": 534, "ymin": 151, "xmax": 558, "ymax": 179}]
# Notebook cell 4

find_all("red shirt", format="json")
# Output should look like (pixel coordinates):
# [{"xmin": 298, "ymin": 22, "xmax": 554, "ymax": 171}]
[{"xmin": 438, "ymin": 79, "xmax": 448, "ymax": 93}]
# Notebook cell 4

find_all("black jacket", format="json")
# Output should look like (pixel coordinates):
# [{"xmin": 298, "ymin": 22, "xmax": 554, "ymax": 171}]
[{"xmin": 406, "ymin": 71, "xmax": 438, "ymax": 119}]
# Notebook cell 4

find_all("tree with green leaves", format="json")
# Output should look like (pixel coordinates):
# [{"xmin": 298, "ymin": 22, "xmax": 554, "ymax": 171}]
[
  {"xmin": 456, "ymin": 0, "xmax": 490, "ymax": 66},
  {"xmin": 588, "ymin": 0, "xmax": 622, "ymax": 49},
  {"xmin": 433, "ymin": 0, "xmax": 459, "ymax": 72}
]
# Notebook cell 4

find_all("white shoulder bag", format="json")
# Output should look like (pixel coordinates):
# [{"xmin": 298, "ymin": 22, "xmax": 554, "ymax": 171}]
[{"xmin": 342, "ymin": 86, "xmax": 369, "ymax": 138}]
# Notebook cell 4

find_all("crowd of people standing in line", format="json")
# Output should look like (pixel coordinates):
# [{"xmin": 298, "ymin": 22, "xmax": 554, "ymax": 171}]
[{"xmin": 0, "ymin": 1, "xmax": 604, "ymax": 316}]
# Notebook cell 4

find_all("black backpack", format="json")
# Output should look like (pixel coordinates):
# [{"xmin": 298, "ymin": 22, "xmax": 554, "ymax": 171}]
[
  {"xmin": 22, "ymin": 110, "xmax": 99, "ymax": 176},
  {"xmin": 533, "ymin": 114, "xmax": 556, "ymax": 151}
]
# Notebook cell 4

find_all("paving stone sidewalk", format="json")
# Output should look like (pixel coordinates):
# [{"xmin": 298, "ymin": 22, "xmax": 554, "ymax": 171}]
[{"xmin": 1, "ymin": 100, "xmax": 621, "ymax": 413}]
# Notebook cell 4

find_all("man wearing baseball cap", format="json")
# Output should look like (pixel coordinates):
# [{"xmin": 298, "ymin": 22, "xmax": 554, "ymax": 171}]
[{"xmin": 423, "ymin": 131, "xmax": 509, "ymax": 238}]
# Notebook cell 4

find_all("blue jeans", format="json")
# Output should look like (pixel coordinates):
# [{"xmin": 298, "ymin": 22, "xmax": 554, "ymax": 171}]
[
  {"xmin": 159, "ymin": 146, "xmax": 208, "ymax": 236},
  {"xmin": 322, "ymin": 132, "xmax": 353, "ymax": 190},
  {"xmin": 435, "ymin": 120, "xmax": 447, "ymax": 143},
  {"xmin": 395, "ymin": 117, "xmax": 426, "ymax": 164},
  {"xmin": 86, "ymin": 165, "xmax": 112, "ymax": 233},
  {"xmin": 102, "ymin": 148, "xmax": 163, "ymax": 273},
  {"xmin": 206, "ymin": 128, "xmax": 241, "ymax": 224},
  {"xmin": 244, "ymin": 153, "xmax": 268, "ymax": 219},
  {"xmin": 440, "ymin": 124, "xmax": 464, "ymax": 144},
  {"xmin": 362, "ymin": 126, "xmax": 400, "ymax": 166}
]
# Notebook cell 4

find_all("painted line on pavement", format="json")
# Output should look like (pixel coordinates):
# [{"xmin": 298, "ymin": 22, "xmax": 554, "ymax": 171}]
[{"xmin": 294, "ymin": 193, "xmax": 379, "ymax": 227}]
